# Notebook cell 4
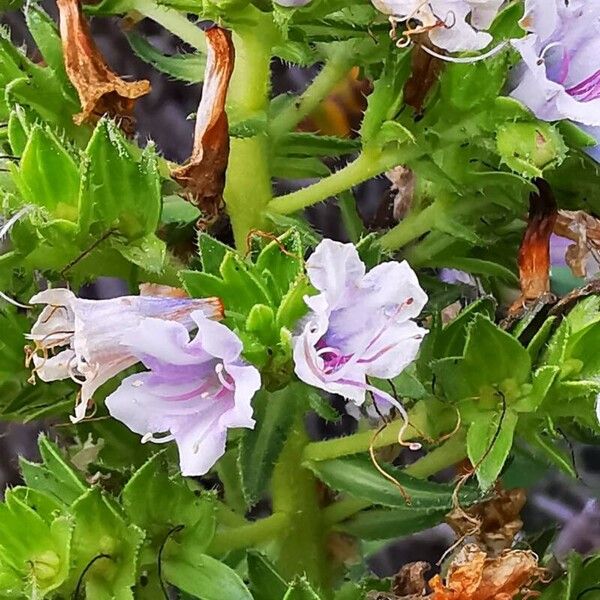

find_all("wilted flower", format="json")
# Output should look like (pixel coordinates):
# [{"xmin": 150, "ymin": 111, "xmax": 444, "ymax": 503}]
[
  {"xmin": 511, "ymin": 0, "xmax": 600, "ymax": 161},
  {"xmin": 105, "ymin": 311, "xmax": 260, "ymax": 476},
  {"xmin": 371, "ymin": 0, "xmax": 505, "ymax": 52},
  {"xmin": 56, "ymin": 0, "xmax": 150, "ymax": 132},
  {"xmin": 293, "ymin": 239, "xmax": 428, "ymax": 419},
  {"xmin": 26, "ymin": 288, "xmax": 223, "ymax": 422}
]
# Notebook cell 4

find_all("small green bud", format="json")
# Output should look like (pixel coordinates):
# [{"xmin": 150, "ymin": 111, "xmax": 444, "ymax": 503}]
[
  {"xmin": 32, "ymin": 551, "xmax": 60, "ymax": 581},
  {"xmin": 496, "ymin": 122, "xmax": 567, "ymax": 178}
]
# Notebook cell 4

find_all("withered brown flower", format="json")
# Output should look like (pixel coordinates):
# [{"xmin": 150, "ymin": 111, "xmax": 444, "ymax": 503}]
[
  {"xmin": 171, "ymin": 26, "xmax": 235, "ymax": 227},
  {"xmin": 56, "ymin": 0, "xmax": 150, "ymax": 133},
  {"xmin": 429, "ymin": 545, "xmax": 542, "ymax": 600},
  {"xmin": 510, "ymin": 179, "xmax": 558, "ymax": 314},
  {"xmin": 554, "ymin": 209, "xmax": 600, "ymax": 278}
]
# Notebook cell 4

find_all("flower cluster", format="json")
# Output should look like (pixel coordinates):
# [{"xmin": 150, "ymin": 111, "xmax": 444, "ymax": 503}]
[{"xmin": 26, "ymin": 242, "xmax": 428, "ymax": 475}]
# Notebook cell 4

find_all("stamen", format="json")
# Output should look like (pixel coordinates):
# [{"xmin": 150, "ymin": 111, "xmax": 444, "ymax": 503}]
[
  {"xmin": 0, "ymin": 290, "xmax": 31, "ymax": 309},
  {"xmin": 142, "ymin": 432, "xmax": 175, "ymax": 444},
  {"xmin": 421, "ymin": 41, "xmax": 508, "ymax": 64},
  {"xmin": 0, "ymin": 205, "xmax": 33, "ymax": 241},
  {"xmin": 215, "ymin": 363, "xmax": 234, "ymax": 391},
  {"xmin": 538, "ymin": 41, "xmax": 564, "ymax": 64}
]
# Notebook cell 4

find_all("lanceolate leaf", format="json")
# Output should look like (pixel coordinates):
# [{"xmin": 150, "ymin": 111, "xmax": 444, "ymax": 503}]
[
  {"xmin": 306, "ymin": 455, "xmax": 482, "ymax": 509},
  {"xmin": 239, "ymin": 386, "xmax": 298, "ymax": 506}
]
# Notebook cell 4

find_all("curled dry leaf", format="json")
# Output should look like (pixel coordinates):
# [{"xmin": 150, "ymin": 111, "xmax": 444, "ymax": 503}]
[
  {"xmin": 392, "ymin": 561, "xmax": 431, "ymax": 598},
  {"xmin": 429, "ymin": 544, "xmax": 543, "ymax": 600},
  {"xmin": 57, "ymin": 0, "xmax": 150, "ymax": 132},
  {"xmin": 171, "ymin": 27, "xmax": 235, "ymax": 227},
  {"xmin": 447, "ymin": 486, "xmax": 526, "ymax": 555},
  {"xmin": 509, "ymin": 179, "xmax": 558, "ymax": 314},
  {"xmin": 554, "ymin": 210, "xmax": 600, "ymax": 278}
]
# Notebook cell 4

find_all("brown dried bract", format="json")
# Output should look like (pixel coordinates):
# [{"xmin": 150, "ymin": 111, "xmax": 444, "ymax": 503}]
[
  {"xmin": 171, "ymin": 27, "xmax": 235, "ymax": 228},
  {"xmin": 139, "ymin": 283, "xmax": 189, "ymax": 298},
  {"xmin": 392, "ymin": 561, "xmax": 431, "ymax": 598},
  {"xmin": 509, "ymin": 179, "xmax": 558, "ymax": 314},
  {"xmin": 554, "ymin": 210, "xmax": 600, "ymax": 278},
  {"xmin": 429, "ymin": 545, "xmax": 542, "ymax": 600},
  {"xmin": 404, "ymin": 34, "xmax": 446, "ymax": 114},
  {"xmin": 447, "ymin": 486, "xmax": 526, "ymax": 555},
  {"xmin": 57, "ymin": 0, "xmax": 150, "ymax": 133}
]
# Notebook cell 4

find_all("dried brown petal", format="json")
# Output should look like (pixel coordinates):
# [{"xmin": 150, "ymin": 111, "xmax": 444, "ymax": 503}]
[
  {"xmin": 429, "ymin": 545, "xmax": 542, "ymax": 600},
  {"xmin": 510, "ymin": 179, "xmax": 558, "ymax": 314},
  {"xmin": 139, "ymin": 283, "xmax": 189, "ymax": 298},
  {"xmin": 392, "ymin": 561, "xmax": 431, "ymax": 597},
  {"xmin": 447, "ymin": 487, "xmax": 526, "ymax": 555},
  {"xmin": 171, "ymin": 27, "xmax": 235, "ymax": 227},
  {"xmin": 57, "ymin": 0, "xmax": 150, "ymax": 132},
  {"xmin": 404, "ymin": 34, "xmax": 445, "ymax": 114},
  {"xmin": 554, "ymin": 210, "xmax": 600, "ymax": 279}
]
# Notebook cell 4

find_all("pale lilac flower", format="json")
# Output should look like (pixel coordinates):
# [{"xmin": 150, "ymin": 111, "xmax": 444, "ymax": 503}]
[
  {"xmin": 105, "ymin": 311, "xmax": 260, "ymax": 476},
  {"xmin": 371, "ymin": 0, "xmax": 505, "ymax": 52},
  {"xmin": 273, "ymin": 0, "xmax": 311, "ymax": 6},
  {"xmin": 511, "ymin": 0, "xmax": 600, "ymax": 161},
  {"xmin": 293, "ymin": 239, "xmax": 428, "ymax": 420},
  {"xmin": 27, "ymin": 288, "xmax": 223, "ymax": 422}
]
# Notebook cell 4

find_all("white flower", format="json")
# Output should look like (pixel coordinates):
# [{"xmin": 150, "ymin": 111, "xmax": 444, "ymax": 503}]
[{"xmin": 27, "ymin": 288, "xmax": 223, "ymax": 422}]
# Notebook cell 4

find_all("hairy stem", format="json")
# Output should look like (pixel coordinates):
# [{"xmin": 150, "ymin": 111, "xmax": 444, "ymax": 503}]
[
  {"xmin": 269, "ymin": 45, "xmax": 354, "ymax": 138},
  {"xmin": 378, "ymin": 201, "xmax": 444, "ymax": 251},
  {"xmin": 268, "ymin": 145, "xmax": 421, "ymax": 215},
  {"xmin": 303, "ymin": 405, "xmax": 456, "ymax": 462},
  {"xmin": 272, "ymin": 416, "xmax": 330, "ymax": 594},
  {"xmin": 136, "ymin": 3, "xmax": 207, "ymax": 51},
  {"xmin": 208, "ymin": 512, "xmax": 289, "ymax": 555},
  {"xmin": 224, "ymin": 17, "xmax": 275, "ymax": 250}
]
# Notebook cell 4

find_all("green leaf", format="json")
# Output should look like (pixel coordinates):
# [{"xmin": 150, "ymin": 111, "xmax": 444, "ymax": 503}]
[
  {"xmin": 341, "ymin": 506, "xmax": 447, "ymax": 540},
  {"xmin": 12, "ymin": 125, "xmax": 80, "ymax": 220},
  {"xmin": 163, "ymin": 553, "xmax": 253, "ymax": 600},
  {"xmin": 68, "ymin": 489, "xmax": 145, "ymax": 599},
  {"xmin": 197, "ymin": 232, "xmax": 231, "ymax": 275},
  {"xmin": 239, "ymin": 386, "xmax": 298, "ymax": 506},
  {"xmin": 20, "ymin": 434, "xmax": 87, "ymax": 506},
  {"xmin": 126, "ymin": 32, "xmax": 206, "ymax": 83},
  {"xmin": 276, "ymin": 132, "xmax": 359, "ymax": 158},
  {"xmin": 161, "ymin": 195, "xmax": 201, "ymax": 225},
  {"xmin": 122, "ymin": 451, "xmax": 216, "ymax": 544},
  {"xmin": 529, "ymin": 431, "xmax": 577, "ymax": 478},
  {"xmin": 247, "ymin": 551, "xmax": 288, "ymax": 600},
  {"xmin": 306, "ymin": 455, "xmax": 482, "ymax": 509},
  {"xmin": 79, "ymin": 120, "xmax": 161, "ymax": 239},
  {"xmin": 113, "ymin": 233, "xmax": 166, "ymax": 273},
  {"xmin": 467, "ymin": 408, "xmax": 518, "ymax": 490},
  {"xmin": 272, "ymin": 155, "xmax": 330, "ymax": 179},
  {"xmin": 433, "ymin": 315, "xmax": 531, "ymax": 402}
]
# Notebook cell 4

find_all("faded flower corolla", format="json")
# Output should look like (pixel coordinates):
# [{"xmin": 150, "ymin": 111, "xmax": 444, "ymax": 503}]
[
  {"xmin": 371, "ymin": 0, "xmax": 505, "ymax": 52},
  {"xmin": 27, "ymin": 288, "xmax": 223, "ymax": 422},
  {"xmin": 511, "ymin": 0, "xmax": 600, "ymax": 161},
  {"xmin": 105, "ymin": 311, "xmax": 260, "ymax": 476},
  {"xmin": 294, "ymin": 239, "xmax": 427, "ymax": 417}
]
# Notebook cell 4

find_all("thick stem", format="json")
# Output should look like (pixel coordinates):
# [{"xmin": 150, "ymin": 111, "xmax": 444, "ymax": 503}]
[
  {"xmin": 224, "ymin": 20, "xmax": 274, "ymax": 250},
  {"xmin": 269, "ymin": 46, "xmax": 354, "ymax": 138},
  {"xmin": 272, "ymin": 417, "xmax": 330, "ymax": 594},
  {"xmin": 268, "ymin": 146, "xmax": 421, "ymax": 215},
  {"xmin": 208, "ymin": 512, "xmax": 289, "ymax": 555}
]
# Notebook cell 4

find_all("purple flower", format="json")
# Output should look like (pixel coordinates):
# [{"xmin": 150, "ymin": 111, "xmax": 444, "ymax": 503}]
[
  {"xmin": 105, "ymin": 311, "xmax": 260, "ymax": 476},
  {"xmin": 293, "ymin": 239, "xmax": 428, "ymax": 418},
  {"xmin": 27, "ymin": 288, "xmax": 223, "ymax": 422},
  {"xmin": 371, "ymin": 0, "xmax": 505, "ymax": 52},
  {"xmin": 511, "ymin": 0, "xmax": 600, "ymax": 160}
]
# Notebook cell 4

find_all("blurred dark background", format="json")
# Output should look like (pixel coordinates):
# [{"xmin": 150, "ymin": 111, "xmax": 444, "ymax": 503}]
[{"xmin": 1, "ymin": 6, "xmax": 600, "ymax": 578}]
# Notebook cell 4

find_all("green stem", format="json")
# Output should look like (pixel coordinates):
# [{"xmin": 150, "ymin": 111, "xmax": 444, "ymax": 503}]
[
  {"xmin": 136, "ymin": 3, "xmax": 207, "ymax": 51},
  {"xmin": 208, "ymin": 512, "xmax": 289, "ymax": 555},
  {"xmin": 269, "ymin": 46, "xmax": 354, "ymax": 138},
  {"xmin": 272, "ymin": 417, "xmax": 330, "ymax": 593},
  {"xmin": 303, "ymin": 406, "xmax": 456, "ymax": 462},
  {"xmin": 223, "ymin": 19, "xmax": 275, "ymax": 250},
  {"xmin": 268, "ymin": 145, "xmax": 421, "ymax": 215},
  {"xmin": 378, "ymin": 201, "xmax": 444, "ymax": 252}
]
